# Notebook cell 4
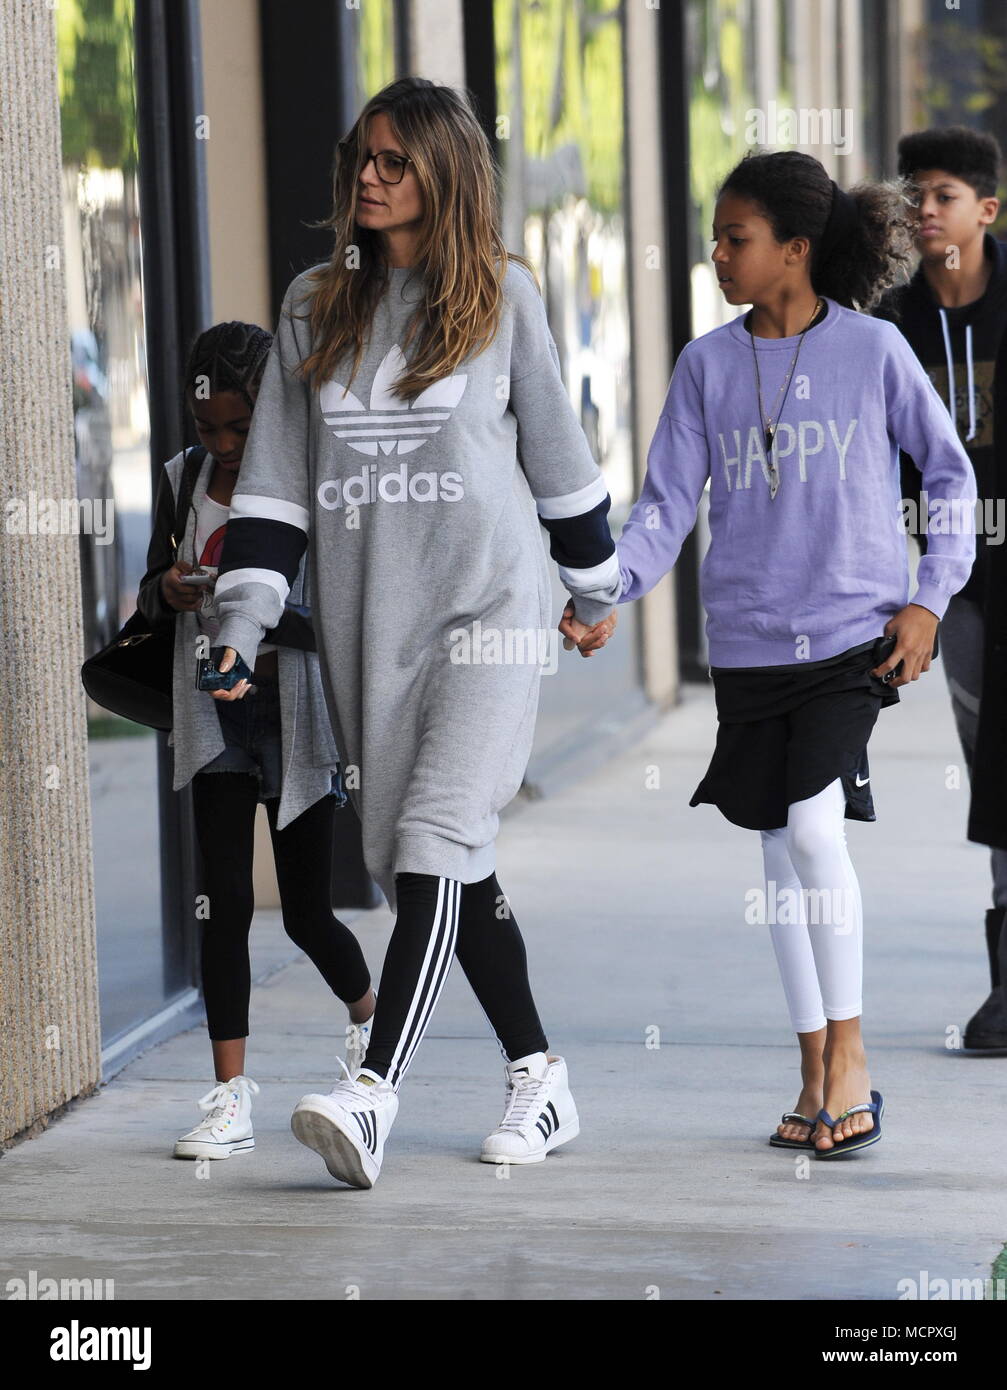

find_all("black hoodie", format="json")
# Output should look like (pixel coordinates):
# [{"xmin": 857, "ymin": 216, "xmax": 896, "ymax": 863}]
[
  {"xmin": 875, "ymin": 231, "xmax": 1007, "ymax": 602},
  {"xmin": 970, "ymin": 324, "xmax": 1007, "ymax": 850},
  {"xmin": 968, "ymin": 322, "xmax": 1006, "ymax": 845}
]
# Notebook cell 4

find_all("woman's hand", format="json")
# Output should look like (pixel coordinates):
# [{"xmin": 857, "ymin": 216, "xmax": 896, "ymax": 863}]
[
  {"xmin": 871, "ymin": 603, "xmax": 939, "ymax": 687},
  {"xmin": 160, "ymin": 561, "xmax": 204, "ymax": 611},
  {"xmin": 559, "ymin": 601, "xmax": 618, "ymax": 658},
  {"xmin": 209, "ymin": 647, "xmax": 251, "ymax": 701}
]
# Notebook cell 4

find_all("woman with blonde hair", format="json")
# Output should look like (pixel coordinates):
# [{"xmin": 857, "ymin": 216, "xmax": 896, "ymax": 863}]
[{"xmin": 209, "ymin": 76, "xmax": 619, "ymax": 1188}]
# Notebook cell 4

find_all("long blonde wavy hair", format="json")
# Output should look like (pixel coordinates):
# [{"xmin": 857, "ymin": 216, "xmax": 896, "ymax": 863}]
[{"xmin": 293, "ymin": 77, "xmax": 535, "ymax": 402}]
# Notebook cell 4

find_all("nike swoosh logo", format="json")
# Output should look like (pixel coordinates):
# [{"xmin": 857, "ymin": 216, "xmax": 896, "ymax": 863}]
[{"xmin": 855, "ymin": 774, "xmax": 869, "ymax": 787}]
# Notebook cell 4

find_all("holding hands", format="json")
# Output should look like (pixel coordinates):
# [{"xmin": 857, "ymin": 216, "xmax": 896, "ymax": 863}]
[{"xmin": 559, "ymin": 600, "xmax": 618, "ymax": 658}]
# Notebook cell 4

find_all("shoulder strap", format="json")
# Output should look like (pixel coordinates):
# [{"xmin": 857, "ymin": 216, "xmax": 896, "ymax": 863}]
[{"xmin": 170, "ymin": 445, "xmax": 209, "ymax": 558}]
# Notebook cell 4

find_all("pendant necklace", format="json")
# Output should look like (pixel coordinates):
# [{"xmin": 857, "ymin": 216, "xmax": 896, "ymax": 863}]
[{"xmin": 749, "ymin": 297, "xmax": 824, "ymax": 499}]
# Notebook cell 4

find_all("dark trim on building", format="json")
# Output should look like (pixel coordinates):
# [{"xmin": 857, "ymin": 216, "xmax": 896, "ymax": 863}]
[
  {"xmin": 134, "ymin": 0, "xmax": 213, "ymax": 1025},
  {"xmin": 461, "ymin": 1, "xmax": 498, "ymax": 150},
  {"xmin": 619, "ymin": 3, "xmax": 647, "ymax": 696},
  {"xmin": 394, "ymin": 0, "xmax": 412, "ymax": 78},
  {"xmin": 134, "ymin": 0, "xmax": 211, "ymax": 461},
  {"xmin": 258, "ymin": 0, "xmax": 358, "ymax": 320},
  {"xmin": 659, "ymin": 0, "xmax": 706, "ymax": 682},
  {"xmin": 874, "ymin": 0, "xmax": 899, "ymax": 178},
  {"xmin": 257, "ymin": 0, "xmax": 384, "ymax": 908}
]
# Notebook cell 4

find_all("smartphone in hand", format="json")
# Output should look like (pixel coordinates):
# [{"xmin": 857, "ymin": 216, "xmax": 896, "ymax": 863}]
[
  {"xmin": 196, "ymin": 648, "xmax": 254, "ymax": 692},
  {"xmin": 871, "ymin": 629, "xmax": 939, "ymax": 684}
]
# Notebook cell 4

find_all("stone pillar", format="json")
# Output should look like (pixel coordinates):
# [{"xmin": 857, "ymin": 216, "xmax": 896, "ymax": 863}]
[{"xmin": 0, "ymin": 0, "xmax": 101, "ymax": 1145}]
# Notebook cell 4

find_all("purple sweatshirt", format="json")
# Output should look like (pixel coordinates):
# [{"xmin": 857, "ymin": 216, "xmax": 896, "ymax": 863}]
[{"xmin": 616, "ymin": 299, "xmax": 978, "ymax": 666}]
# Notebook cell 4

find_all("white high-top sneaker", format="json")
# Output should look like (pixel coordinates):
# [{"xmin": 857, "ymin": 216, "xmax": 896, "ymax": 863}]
[
  {"xmin": 480, "ymin": 1053, "xmax": 580, "ymax": 1165},
  {"xmin": 173, "ymin": 1075, "xmax": 260, "ymax": 1160},
  {"xmin": 290, "ymin": 1060, "xmax": 398, "ymax": 1189}
]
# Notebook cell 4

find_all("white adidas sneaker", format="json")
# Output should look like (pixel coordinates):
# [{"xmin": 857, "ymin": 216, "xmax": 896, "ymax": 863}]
[
  {"xmin": 480, "ymin": 1053, "xmax": 580, "ymax": 1165},
  {"xmin": 173, "ymin": 1075, "xmax": 260, "ymax": 1160},
  {"xmin": 290, "ymin": 1060, "xmax": 398, "ymax": 1189}
]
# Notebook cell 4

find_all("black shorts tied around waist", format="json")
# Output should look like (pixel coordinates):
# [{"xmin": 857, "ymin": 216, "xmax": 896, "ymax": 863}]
[{"xmin": 689, "ymin": 638, "xmax": 900, "ymax": 832}]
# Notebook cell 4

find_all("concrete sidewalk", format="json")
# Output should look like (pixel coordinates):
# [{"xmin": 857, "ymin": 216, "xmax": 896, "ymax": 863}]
[{"xmin": 2, "ymin": 666, "xmax": 1005, "ymax": 1301}]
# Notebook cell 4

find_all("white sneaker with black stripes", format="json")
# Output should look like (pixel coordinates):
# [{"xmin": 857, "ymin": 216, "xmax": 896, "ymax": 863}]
[
  {"xmin": 480, "ymin": 1052, "xmax": 580, "ymax": 1165},
  {"xmin": 290, "ymin": 1060, "xmax": 398, "ymax": 1189}
]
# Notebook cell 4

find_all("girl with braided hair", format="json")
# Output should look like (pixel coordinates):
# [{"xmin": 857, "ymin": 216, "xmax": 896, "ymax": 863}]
[{"xmin": 137, "ymin": 320, "xmax": 374, "ymax": 1162}]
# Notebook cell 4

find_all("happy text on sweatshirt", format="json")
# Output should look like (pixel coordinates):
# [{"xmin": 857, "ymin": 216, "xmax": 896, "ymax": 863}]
[{"xmin": 616, "ymin": 300, "xmax": 978, "ymax": 667}]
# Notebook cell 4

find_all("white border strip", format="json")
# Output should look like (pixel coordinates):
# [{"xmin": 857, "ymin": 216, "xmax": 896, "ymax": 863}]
[
  {"xmin": 536, "ymin": 475, "xmax": 608, "ymax": 520},
  {"xmin": 214, "ymin": 567, "xmax": 289, "ymax": 605},
  {"xmin": 558, "ymin": 551, "xmax": 621, "ymax": 589},
  {"xmin": 229, "ymin": 493, "xmax": 310, "ymax": 532}
]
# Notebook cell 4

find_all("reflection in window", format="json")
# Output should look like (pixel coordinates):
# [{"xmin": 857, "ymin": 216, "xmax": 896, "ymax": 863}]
[
  {"xmin": 494, "ymin": 0, "xmax": 633, "ymax": 518},
  {"xmin": 350, "ymin": 0, "xmax": 399, "ymax": 113},
  {"xmin": 686, "ymin": 0, "xmax": 770, "ymax": 340},
  {"xmin": 899, "ymin": 3, "xmax": 1007, "ymax": 239},
  {"xmin": 59, "ymin": 0, "xmax": 169, "ymax": 1044},
  {"xmin": 59, "ymin": 0, "xmax": 147, "ymax": 657}
]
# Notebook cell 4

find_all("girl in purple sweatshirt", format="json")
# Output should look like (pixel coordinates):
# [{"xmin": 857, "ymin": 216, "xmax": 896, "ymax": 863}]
[{"xmin": 610, "ymin": 151, "xmax": 976, "ymax": 1159}]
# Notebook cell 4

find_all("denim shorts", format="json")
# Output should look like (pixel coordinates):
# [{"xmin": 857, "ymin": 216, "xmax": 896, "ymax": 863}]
[
  {"xmin": 199, "ymin": 675, "xmax": 284, "ymax": 800},
  {"xmin": 199, "ymin": 676, "xmax": 347, "ymax": 807}
]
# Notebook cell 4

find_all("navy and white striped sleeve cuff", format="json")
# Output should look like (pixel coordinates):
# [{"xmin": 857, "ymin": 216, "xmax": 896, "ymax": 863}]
[
  {"xmin": 215, "ymin": 494, "xmax": 309, "ymax": 601},
  {"xmin": 535, "ymin": 475, "xmax": 621, "ymax": 624},
  {"xmin": 213, "ymin": 494, "xmax": 310, "ymax": 664}
]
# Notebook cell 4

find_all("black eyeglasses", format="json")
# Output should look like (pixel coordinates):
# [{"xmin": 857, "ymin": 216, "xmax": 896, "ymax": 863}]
[{"xmin": 340, "ymin": 141, "xmax": 413, "ymax": 186}]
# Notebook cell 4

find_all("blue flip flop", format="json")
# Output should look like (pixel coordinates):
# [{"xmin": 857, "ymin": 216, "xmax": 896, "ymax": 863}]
[
  {"xmin": 814, "ymin": 1090, "xmax": 884, "ymax": 1159},
  {"xmin": 768, "ymin": 1112, "xmax": 818, "ymax": 1149}
]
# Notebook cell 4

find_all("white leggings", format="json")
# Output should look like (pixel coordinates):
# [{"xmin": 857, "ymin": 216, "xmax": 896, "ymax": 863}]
[{"xmin": 759, "ymin": 778, "xmax": 863, "ymax": 1033}]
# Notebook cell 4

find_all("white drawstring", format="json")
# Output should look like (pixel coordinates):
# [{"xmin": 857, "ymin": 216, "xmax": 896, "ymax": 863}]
[
  {"xmin": 965, "ymin": 322, "xmax": 977, "ymax": 441},
  {"xmin": 938, "ymin": 307, "xmax": 956, "ymax": 429},
  {"xmin": 937, "ymin": 307, "xmax": 978, "ymax": 442}
]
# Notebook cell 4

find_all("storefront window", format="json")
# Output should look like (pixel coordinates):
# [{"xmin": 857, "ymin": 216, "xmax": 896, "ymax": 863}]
[
  {"xmin": 492, "ymin": 0, "xmax": 641, "ymax": 755},
  {"xmin": 898, "ymin": 0, "xmax": 1007, "ymax": 235},
  {"xmin": 494, "ymin": 0, "xmax": 633, "ymax": 517},
  {"xmin": 686, "ymin": 0, "xmax": 777, "ymax": 339},
  {"xmin": 351, "ymin": 0, "xmax": 399, "ymax": 109},
  {"xmin": 685, "ymin": 0, "xmax": 914, "ymax": 336},
  {"xmin": 58, "ymin": 0, "xmax": 169, "ymax": 1045}
]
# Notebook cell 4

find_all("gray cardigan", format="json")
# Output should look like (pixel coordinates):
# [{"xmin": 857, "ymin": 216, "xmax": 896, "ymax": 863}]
[{"xmin": 148, "ymin": 449, "xmax": 340, "ymax": 829}]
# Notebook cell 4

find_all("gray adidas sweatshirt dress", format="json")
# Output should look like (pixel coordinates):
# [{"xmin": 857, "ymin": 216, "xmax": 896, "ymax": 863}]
[{"xmin": 214, "ymin": 259, "xmax": 621, "ymax": 910}]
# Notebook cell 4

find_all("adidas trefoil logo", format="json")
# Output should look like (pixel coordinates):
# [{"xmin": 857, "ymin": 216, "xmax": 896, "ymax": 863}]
[{"xmin": 320, "ymin": 345, "xmax": 468, "ymax": 456}]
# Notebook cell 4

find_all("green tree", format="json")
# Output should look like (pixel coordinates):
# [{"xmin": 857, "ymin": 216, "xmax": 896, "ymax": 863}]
[{"xmin": 57, "ymin": 0, "xmax": 137, "ymax": 173}]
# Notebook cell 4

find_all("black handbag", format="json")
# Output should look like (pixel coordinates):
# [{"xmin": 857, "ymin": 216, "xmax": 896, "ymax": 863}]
[{"xmin": 80, "ymin": 447, "xmax": 206, "ymax": 730}]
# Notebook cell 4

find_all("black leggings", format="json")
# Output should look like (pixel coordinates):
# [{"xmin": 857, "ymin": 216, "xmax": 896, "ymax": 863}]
[
  {"xmin": 191, "ymin": 772, "xmax": 371, "ymax": 1040},
  {"xmin": 363, "ymin": 871, "xmax": 549, "ymax": 1090}
]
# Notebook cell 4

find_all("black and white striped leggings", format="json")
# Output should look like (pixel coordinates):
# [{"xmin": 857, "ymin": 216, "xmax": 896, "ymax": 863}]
[{"xmin": 363, "ymin": 871, "xmax": 549, "ymax": 1090}]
